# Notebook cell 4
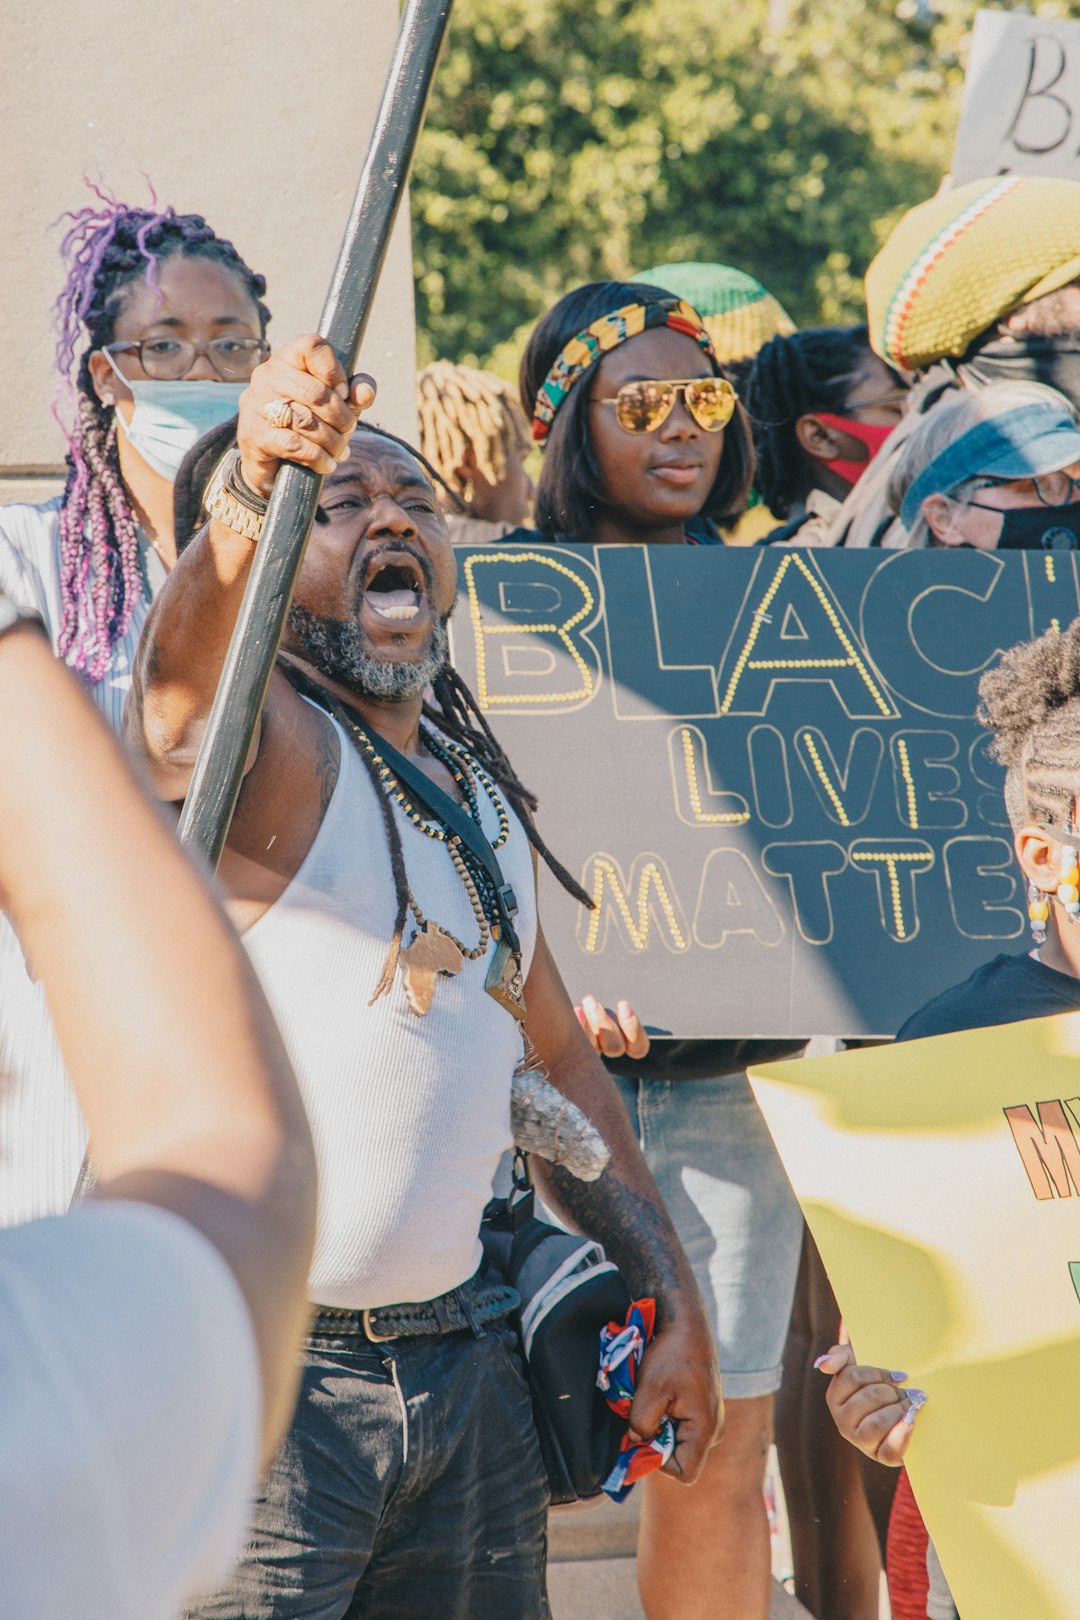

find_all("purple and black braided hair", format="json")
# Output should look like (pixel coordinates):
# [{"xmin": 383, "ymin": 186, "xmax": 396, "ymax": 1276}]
[{"xmin": 52, "ymin": 187, "xmax": 269, "ymax": 680}]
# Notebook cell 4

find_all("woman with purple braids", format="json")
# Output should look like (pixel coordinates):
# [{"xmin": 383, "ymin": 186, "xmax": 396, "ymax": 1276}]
[
  {"xmin": 0, "ymin": 191, "xmax": 269, "ymax": 729},
  {"xmin": 0, "ymin": 193, "xmax": 270, "ymax": 1226}
]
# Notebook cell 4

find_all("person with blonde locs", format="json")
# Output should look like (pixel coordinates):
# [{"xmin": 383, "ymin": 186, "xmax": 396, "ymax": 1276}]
[
  {"xmin": 819, "ymin": 617, "xmax": 1080, "ymax": 1620},
  {"xmin": 416, "ymin": 359, "xmax": 534, "ymax": 540},
  {"xmin": 515, "ymin": 280, "xmax": 804, "ymax": 1620}
]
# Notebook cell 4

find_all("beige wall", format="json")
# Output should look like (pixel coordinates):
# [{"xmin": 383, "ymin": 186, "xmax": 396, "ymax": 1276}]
[{"xmin": 0, "ymin": 0, "xmax": 417, "ymax": 493}]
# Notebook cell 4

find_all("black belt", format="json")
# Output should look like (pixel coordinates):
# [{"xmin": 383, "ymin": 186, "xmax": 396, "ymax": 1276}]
[{"xmin": 311, "ymin": 1272, "xmax": 519, "ymax": 1343}]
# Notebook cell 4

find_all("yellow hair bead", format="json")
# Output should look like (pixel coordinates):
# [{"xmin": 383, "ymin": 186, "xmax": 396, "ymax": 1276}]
[
  {"xmin": 1057, "ymin": 883, "xmax": 1079, "ymax": 906},
  {"xmin": 1061, "ymin": 865, "xmax": 1080, "ymax": 889}
]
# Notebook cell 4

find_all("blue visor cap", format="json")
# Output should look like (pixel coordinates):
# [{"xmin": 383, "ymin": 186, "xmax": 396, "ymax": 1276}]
[{"xmin": 900, "ymin": 402, "xmax": 1080, "ymax": 530}]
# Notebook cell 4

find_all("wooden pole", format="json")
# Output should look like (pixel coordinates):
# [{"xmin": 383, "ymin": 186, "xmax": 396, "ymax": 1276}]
[{"xmin": 178, "ymin": 0, "xmax": 454, "ymax": 867}]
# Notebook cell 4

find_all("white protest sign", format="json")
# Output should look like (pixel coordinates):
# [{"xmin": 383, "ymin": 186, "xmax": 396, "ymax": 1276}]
[{"xmin": 953, "ymin": 8, "xmax": 1080, "ymax": 185}]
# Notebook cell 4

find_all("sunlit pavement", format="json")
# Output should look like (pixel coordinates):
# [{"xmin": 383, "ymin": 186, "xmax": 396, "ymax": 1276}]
[{"xmin": 546, "ymin": 1489, "xmax": 816, "ymax": 1619}]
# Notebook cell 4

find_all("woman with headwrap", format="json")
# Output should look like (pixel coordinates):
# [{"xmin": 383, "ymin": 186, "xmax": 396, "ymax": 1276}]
[{"xmin": 513, "ymin": 279, "xmax": 802, "ymax": 1620}]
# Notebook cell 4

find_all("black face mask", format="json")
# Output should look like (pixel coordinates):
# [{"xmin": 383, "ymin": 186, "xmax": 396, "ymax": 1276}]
[{"xmin": 991, "ymin": 499, "xmax": 1080, "ymax": 550}]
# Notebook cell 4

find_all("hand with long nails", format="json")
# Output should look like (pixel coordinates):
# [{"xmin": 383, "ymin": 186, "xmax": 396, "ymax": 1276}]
[
  {"xmin": 574, "ymin": 995, "xmax": 650, "ymax": 1060},
  {"xmin": 816, "ymin": 1342, "xmax": 926, "ymax": 1466}
]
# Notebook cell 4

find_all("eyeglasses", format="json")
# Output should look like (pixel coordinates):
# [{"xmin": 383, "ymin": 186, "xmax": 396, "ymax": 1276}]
[
  {"xmin": 591, "ymin": 377, "xmax": 737, "ymax": 435},
  {"xmin": 841, "ymin": 389, "xmax": 909, "ymax": 415},
  {"xmin": 966, "ymin": 470, "xmax": 1079, "ymax": 508},
  {"xmin": 104, "ymin": 336, "xmax": 269, "ymax": 382}
]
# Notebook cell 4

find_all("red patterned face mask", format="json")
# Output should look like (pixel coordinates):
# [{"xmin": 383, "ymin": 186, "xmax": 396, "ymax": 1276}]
[{"xmin": 814, "ymin": 414, "xmax": 897, "ymax": 486}]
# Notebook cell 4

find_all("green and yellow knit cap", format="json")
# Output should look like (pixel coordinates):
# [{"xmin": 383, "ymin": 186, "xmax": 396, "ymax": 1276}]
[
  {"xmin": 637, "ymin": 261, "xmax": 796, "ymax": 365},
  {"xmin": 866, "ymin": 175, "xmax": 1080, "ymax": 374}
]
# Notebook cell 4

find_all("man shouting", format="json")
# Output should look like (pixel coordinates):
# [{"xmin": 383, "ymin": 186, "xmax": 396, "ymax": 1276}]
[{"xmin": 127, "ymin": 334, "xmax": 720, "ymax": 1620}]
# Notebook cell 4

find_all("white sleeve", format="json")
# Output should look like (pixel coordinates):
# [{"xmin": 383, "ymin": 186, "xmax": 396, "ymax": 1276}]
[
  {"xmin": 0, "ymin": 1202, "xmax": 261, "ymax": 1620},
  {"xmin": 0, "ymin": 500, "xmax": 65, "ymax": 637}
]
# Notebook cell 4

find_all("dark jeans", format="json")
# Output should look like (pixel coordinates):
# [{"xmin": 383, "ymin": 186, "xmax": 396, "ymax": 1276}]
[{"xmin": 187, "ymin": 1320, "xmax": 551, "ymax": 1620}]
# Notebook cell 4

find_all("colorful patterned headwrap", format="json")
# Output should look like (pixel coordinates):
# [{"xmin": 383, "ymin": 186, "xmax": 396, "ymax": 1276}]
[
  {"xmin": 530, "ymin": 298, "xmax": 717, "ymax": 444},
  {"xmin": 867, "ymin": 175, "xmax": 1080, "ymax": 374}
]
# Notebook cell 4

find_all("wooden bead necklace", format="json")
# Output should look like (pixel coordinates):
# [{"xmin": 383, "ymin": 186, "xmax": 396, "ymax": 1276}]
[{"xmin": 341, "ymin": 713, "xmax": 505, "ymax": 967}]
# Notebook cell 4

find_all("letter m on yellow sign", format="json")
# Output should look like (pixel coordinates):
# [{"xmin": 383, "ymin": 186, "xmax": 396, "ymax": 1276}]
[
  {"xmin": 578, "ymin": 852, "xmax": 689, "ymax": 955},
  {"xmin": 1005, "ymin": 1098, "xmax": 1080, "ymax": 1200}
]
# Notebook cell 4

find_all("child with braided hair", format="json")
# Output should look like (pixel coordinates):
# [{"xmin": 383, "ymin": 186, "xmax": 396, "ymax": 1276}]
[
  {"xmin": 0, "ymin": 191, "xmax": 271, "ymax": 1227},
  {"xmin": 741, "ymin": 324, "xmax": 907, "ymax": 545},
  {"xmin": 416, "ymin": 359, "xmax": 534, "ymax": 540},
  {"xmin": 819, "ymin": 616, "xmax": 1080, "ymax": 1620}
]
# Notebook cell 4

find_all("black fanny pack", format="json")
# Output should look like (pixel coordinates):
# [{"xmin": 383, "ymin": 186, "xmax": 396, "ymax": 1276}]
[{"xmin": 481, "ymin": 1154, "xmax": 630, "ymax": 1505}]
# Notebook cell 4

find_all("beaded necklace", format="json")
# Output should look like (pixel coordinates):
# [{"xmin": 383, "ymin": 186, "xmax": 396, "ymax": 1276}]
[{"xmin": 339, "ymin": 710, "xmax": 522, "ymax": 1017}]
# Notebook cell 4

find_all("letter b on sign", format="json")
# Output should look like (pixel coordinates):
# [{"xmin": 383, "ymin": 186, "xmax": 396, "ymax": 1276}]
[{"xmin": 458, "ymin": 549, "xmax": 602, "ymax": 713}]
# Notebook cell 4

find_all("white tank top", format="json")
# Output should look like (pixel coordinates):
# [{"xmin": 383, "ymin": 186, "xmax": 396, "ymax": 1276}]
[{"xmin": 243, "ymin": 712, "xmax": 537, "ymax": 1309}]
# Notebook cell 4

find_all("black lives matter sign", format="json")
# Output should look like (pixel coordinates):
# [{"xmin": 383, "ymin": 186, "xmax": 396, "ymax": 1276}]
[{"xmin": 449, "ymin": 545, "xmax": 1080, "ymax": 1038}]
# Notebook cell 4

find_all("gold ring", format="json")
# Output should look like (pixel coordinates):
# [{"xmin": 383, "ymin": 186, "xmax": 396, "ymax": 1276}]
[{"xmin": 262, "ymin": 398, "xmax": 295, "ymax": 431}]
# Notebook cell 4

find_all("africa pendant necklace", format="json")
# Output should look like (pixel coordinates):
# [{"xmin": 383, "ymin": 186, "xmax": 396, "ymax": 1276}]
[{"xmin": 342, "ymin": 715, "xmax": 526, "ymax": 1023}]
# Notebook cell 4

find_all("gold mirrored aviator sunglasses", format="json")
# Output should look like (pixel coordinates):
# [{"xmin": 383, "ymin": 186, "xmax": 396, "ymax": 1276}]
[{"xmin": 592, "ymin": 376, "xmax": 737, "ymax": 435}]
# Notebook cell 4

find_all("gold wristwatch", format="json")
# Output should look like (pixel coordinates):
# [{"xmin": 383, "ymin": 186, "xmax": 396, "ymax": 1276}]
[{"xmin": 204, "ymin": 448, "xmax": 268, "ymax": 542}]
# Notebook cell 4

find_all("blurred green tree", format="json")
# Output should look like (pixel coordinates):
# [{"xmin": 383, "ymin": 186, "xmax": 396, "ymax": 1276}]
[{"xmin": 411, "ymin": 0, "xmax": 1080, "ymax": 371}]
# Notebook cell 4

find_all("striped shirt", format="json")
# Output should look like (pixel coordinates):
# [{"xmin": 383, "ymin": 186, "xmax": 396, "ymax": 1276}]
[{"xmin": 0, "ymin": 499, "xmax": 166, "ymax": 1224}]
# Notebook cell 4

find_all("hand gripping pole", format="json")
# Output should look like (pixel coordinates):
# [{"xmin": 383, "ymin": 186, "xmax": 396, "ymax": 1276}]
[{"xmin": 178, "ymin": 0, "xmax": 454, "ymax": 867}]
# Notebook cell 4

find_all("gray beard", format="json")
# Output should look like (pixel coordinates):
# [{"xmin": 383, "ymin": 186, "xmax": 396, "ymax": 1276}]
[{"xmin": 287, "ymin": 606, "xmax": 449, "ymax": 702}]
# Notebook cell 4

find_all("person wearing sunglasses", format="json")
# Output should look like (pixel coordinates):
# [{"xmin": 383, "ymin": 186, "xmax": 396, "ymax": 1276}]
[
  {"xmin": 738, "ymin": 322, "xmax": 911, "ymax": 1620},
  {"xmin": 518, "ymin": 282, "xmax": 803, "ymax": 1620},
  {"xmin": 521, "ymin": 279, "xmax": 753, "ymax": 548},
  {"xmin": 0, "ymin": 195, "xmax": 270, "ymax": 1232},
  {"xmin": 742, "ymin": 324, "xmax": 908, "ymax": 547},
  {"xmin": 888, "ymin": 381, "xmax": 1080, "ymax": 551}
]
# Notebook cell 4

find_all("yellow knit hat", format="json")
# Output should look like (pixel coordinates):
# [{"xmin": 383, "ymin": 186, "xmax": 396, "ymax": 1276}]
[{"xmin": 866, "ymin": 175, "xmax": 1080, "ymax": 373}]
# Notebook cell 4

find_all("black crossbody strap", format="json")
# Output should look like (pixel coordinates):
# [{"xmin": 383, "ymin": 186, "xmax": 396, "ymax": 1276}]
[{"xmin": 285, "ymin": 668, "xmax": 521, "ymax": 955}]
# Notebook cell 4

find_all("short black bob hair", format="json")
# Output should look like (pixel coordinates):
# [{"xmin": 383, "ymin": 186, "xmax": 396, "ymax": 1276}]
[{"xmin": 520, "ymin": 280, "xmax": 755, "ymax": 540}]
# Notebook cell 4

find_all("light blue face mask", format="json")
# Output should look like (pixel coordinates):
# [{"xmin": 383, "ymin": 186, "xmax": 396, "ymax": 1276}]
[{"xmin": 107, "ymin": 354, "xmax": 244, "ymax": 481}]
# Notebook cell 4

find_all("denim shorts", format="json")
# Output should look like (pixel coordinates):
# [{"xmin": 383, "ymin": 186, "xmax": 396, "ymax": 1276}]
[
  {"xmin": 186, "ymin": 1321, "xmax": 550, "ymax": 1620},
  {"xmin": 613, "ymin": 1070, "xmax": 803, "ymax": 1399}
]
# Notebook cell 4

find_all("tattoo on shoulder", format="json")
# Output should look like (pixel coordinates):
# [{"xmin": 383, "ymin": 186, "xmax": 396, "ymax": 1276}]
[
  {"xmin": 548, "ymin": 1163, "xmax": 685, "ymax": 1323},
  {"xmin": 314, "ymin": 716, "xmax": 341, "ymax": 812}
]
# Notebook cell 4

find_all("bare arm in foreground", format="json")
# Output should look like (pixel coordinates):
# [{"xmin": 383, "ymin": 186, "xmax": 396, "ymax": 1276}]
[{"xmin": 0, "ymin": 620, "xmax": 316, "ymax": 1463}]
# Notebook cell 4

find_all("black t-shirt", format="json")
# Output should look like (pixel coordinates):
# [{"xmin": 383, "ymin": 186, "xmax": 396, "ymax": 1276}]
[
  {"xmin": 497, "ymin": 525, "xmax": 786, "ymax": 1077},
  {"xmin": 896, "ymin": 951, "xmax": 1080, "ymax": 1042},
  {"xmin": 603, "ymin": 1036, "xmax": 808, "ymax": 1082},
  {"xmin": 495, "ymin": 522, "xmax": 726, "ymax": 547}
]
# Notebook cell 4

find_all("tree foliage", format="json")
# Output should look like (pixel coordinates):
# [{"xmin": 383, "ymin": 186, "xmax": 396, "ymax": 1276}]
[{"xmin": 411, "ymin": 0, "xmax": 1080, "ymax": 371}]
